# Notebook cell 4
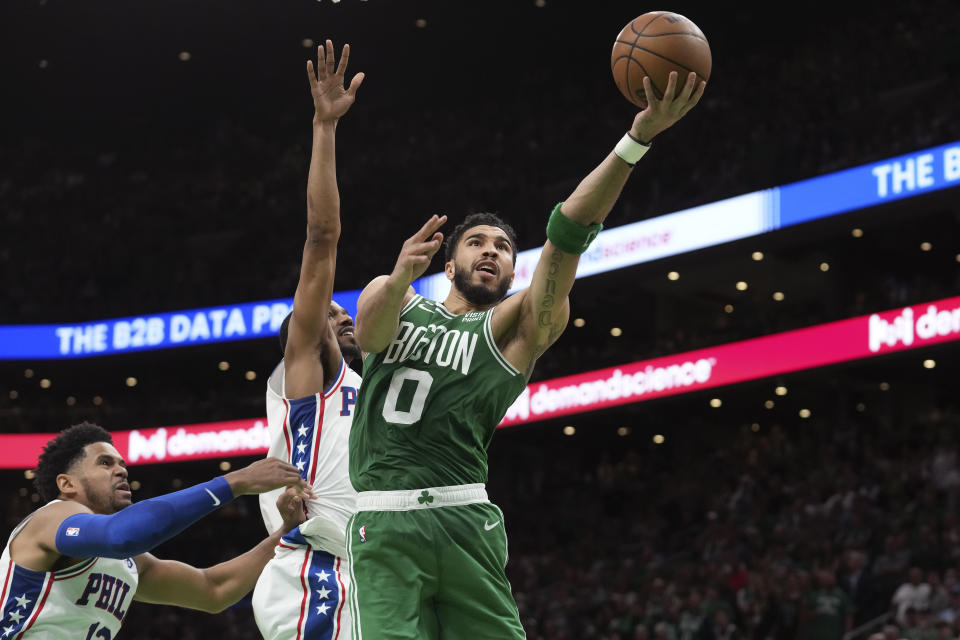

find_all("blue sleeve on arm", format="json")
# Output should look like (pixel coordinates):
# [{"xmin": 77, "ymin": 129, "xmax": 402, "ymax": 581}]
[{"xmin": 55, "ymin": 476, "xmax": 234, "ymax": 559}]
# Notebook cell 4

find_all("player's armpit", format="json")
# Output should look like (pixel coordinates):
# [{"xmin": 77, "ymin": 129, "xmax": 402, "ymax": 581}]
[{"xmin": 9, "ymin": 500, "xmax": 92, "ymax": 572}]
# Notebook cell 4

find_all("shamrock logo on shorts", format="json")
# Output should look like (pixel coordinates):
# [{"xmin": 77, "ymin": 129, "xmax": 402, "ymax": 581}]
[{"xmin": 418, "ymin": 490, "xmax": 434, "ymax": 505}]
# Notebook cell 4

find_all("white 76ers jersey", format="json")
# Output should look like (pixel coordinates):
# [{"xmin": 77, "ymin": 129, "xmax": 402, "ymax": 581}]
[
  {"xmin": 259, "ymin": 358, "xmax": 361, "ymax": 549},
  {"xmin": 1, "ymin": 503, "xmax": 139, "ymax": 639}
]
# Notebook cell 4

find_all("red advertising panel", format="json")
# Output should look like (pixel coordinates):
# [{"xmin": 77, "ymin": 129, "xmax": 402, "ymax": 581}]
[{"xmin": 3, "ymin": 296, "xmax": 960, "ymax": 468}]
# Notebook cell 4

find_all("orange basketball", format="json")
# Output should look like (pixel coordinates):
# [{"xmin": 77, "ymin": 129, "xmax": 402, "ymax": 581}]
[{"xmin": 611, "ymin": 11, "xmax": 711, "ymax": 109}]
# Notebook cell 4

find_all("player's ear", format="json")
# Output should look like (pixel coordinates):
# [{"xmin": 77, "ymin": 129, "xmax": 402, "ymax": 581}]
[
  {"xmin": 56, "ymin": 472, "xmax": 79, "ymax": 498},
  {"xmin": 444, "ymin": 259, "xmax": 455, "ymax": 281}
]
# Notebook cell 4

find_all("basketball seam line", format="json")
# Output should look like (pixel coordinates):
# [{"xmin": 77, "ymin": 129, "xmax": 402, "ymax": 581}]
[{"xmin": 613, "ymin": 48, "xmax": 708, "ymax": 83}]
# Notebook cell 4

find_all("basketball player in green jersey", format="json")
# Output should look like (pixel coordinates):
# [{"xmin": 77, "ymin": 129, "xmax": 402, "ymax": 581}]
[{"xmin": 346, "ymin": 70, "xmax": 706, "ymax": 639}]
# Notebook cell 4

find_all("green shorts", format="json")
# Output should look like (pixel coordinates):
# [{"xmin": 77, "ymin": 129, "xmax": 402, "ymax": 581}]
[{"xmin": 346, "ymin": 484, "xmax": 525, "ymax": 640}]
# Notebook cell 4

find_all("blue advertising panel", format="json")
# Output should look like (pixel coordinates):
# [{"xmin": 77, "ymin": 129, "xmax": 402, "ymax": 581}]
[{"xmin": 2, "ymin": 140, "xmax": 958, "ymax": 360}]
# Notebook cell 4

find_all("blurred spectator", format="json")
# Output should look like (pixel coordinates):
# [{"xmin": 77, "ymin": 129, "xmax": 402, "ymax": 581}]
[
  {"xmin": 894, "ymin": 568, "xmax": 933, "ymax": 626},
  {"xmin": 801, "ymin": 569, "xmax": 853, "ymax": 640}
]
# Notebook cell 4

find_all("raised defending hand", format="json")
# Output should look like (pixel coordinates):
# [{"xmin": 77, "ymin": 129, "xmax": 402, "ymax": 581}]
[
  {"xmin": 390, "ymin": 214, "xmax": 448, "ymax": 286},
  {"xmin": 630, "ymin": 71, "xmax": 706, "ymax": 144},
  {"xmin": 225, "ymin": 457, "xmax": 317, "ymax": 498},
  {"xmin": 308, "ymin": 39, "xmax": 365, "ymax": 122},
  {"xmin": 276, "ymin": 486, "xmax": 308, "ymax": 533}
]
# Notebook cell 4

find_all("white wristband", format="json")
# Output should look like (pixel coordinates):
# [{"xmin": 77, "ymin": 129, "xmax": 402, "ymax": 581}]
[{"xmin": 614, "ymin": 132, "xmax": 650, "ymax": 166}]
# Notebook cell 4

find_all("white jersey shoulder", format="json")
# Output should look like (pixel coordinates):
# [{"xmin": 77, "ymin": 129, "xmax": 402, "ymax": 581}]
[
  {"xmin": 1, "ymin": 502, "xmax": 139, "ymax": 639},
  {"xmin": 259, "ymin": 358, "xmax": 361, "ymax": 548}
]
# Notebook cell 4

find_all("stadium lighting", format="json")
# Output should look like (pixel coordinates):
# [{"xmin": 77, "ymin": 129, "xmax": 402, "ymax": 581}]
[
  {"xmin": 820, "ymin": 262, "xmax": 830, "ymax": 272},
  {"xmin": 617, "ymin": 427, "xmax": 630, "ymax": 436},
  {"xmin": 879, "ymin": 382, "xmax": 890, "ymax": 391},
  {"xmin": 652, "ymin": 434, "xmax": 665, "ymax": 444},
  {"xmin": 764, "ymin": 400, "xmax": 775, "ymax": 409},
  {"xmin": 851, "ymin": 228, "xmax": 864, "ymax": 237},
  {"xmin": 24, "ymin": 470, "xmax": 35, "ymax": 480},
  {"xmin": 573, "ymin": 318, "xmax": 585, "ymax": 328},
  {"xmin": 8, "ymin": 390, "xmax": 17, "ymax": 400},
  {"xmin": 125, "ymin": 377, "xmax": 137, "ymax": 387},
  {"xmin": 218, "ymin": 361, "xmax": 230, "ymax": 371},
  {"xmin": 610, "ymin": 327, "xmax": 623, "ymax": 337},
  {"xmin": 40, "ymin": 378, "xmax": 51, "ymax": 389},
  {"xmin": 562, "ymin": 426, "xmax": 575, "ymax": 436},
  {"xmin": 667, "ymin": 271, "xmax": 680, "ymax": 280},
  {"xmin": 302, "ymin": 38, "xmax": 314, "ymax": 48},
  {"xmin": 856, "ymin": 403, "xmax": 866, "ymax": 412},
  {"xmin": 955, "ymin": 254, "xmax": 960, "ymax": 263},
  {"xmin": 772, "ymin": 291, "xmax": 785, "ymax": 301},
  {"xmin": 709, "ymin": 398, "xmax": 722, "ymax": 408},
  {"xmin": 24, "ymin": 369, "xmax": 34, "ymax": 378},
  {"xmin": 130, "ymin": 481, "xmax": 141, "ymax": 491},
  {"xmin": 535, "ymin": 0, "xmax": 546, "ymax": 6},
  {"xmin": 735, "ymin": 281, "xmax": 748, "ymax": 291},
  {"xmin": 799, "ymin": 409, "xmax": 811, "ymax": 418},
  {"xmin": 415, "ymin": 18, "xmax": 427, "ymax": 28},
  {"xmin": 920, "ymin": 242, "xmax": 932, "ymax": 251},
  {"xmin": 750, "ymin": 423, "xmax": 760, "ymax": 432},
  {"xmin": 245, "ymin": 370, "xmax": 257, "ymax": 381},
  {"xmin": 775, "ymin": 386, "xmax": 787, "ymax": 396},
  {"xmin": 724, "ymin": 304, "xmax": 734, "ymax": 313},
  {"xmin": 923, "ymin": 359, "xmax": 936, "ymax": 369},
  {"xmin": 178, "ymin": 51, "xmax": 191, "ymax": 62},
  {"xmin": 38, "ymin": 59, "xmax": 48, "ymax": 69},
  {"xmin": 219, "ymin": 461, "xmax": 232, "ymax": 471},
  {"xmin": 92, "ymin": 395, "xmax": 103, "ymax": 406},
  {"xmin": 751, "ymin": 251, "xmax": 764, "ymax": 261},
  {"xmin": 66, "ymin": 396, "xmax": 76, "ymax": 406}
]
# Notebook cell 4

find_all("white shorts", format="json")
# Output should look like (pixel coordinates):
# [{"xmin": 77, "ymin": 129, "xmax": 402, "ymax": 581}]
[{"xmin": 253, "ymin": 526, "xmax": 352, "ymax": 640}]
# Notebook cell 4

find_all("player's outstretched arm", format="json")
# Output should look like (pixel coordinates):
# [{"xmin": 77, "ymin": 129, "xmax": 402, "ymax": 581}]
[
  {"xmin": 496, "ymin": 72, "xmax": 705, "ymax": 375},
  {"xmin": 285, "ymin": 39, "xmax": 364, "ymax": 399},
  {"xmin": 16, "ymin": 458, "xmax": 311, "ymax": 573},
  {"xmin": 133, "ymin": 487, "xmax": 307, "ymax": 613},
  {"xmin": 355, "ymin": 214, "xmax": 447, "ymax": 354}
]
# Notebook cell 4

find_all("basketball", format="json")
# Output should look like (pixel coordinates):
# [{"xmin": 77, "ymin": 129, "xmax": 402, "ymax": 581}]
[{"xmin": 611, "ymin": 11, "xmax": 712, "ymax": 109}]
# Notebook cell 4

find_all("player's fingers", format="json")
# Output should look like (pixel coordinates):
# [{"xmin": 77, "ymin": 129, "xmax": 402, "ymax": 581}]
[
  {"xmin": 681, "ymin": 80, "xmax": 707, "ymax": 115},
  {"xmin": 325, "ymin": 39, "xmax": 336, "ymax": 75},
  {"xmin": 641, "ymin": 76, "xmax": 656, "ymax": 108},
  {"xmin": 347, "ymin": 72, "xmax": 365, "ymax": 96},
  {"xmin": 662, "ymin": 71, "xmax": 679, "ymax": 102},
  {"xmin": 316, "ymin": 45, "xmax": 327, "ymax": 81},
  {"xmin": 426, "ymin": 234, "xmax": 444, "ymax": 256},
  {"xmin": 335, "ymin": 43, "xmax": 350, "ymax": 76},
  {"xmin": 306, "ymin": 60, "xmax": 318, "ymax": 89},
  {"xmin": 678, "ymin": 72, "xmax": 697, "ymax": 101},
  {"xmin": 407, "ymin": 239, "xmax": 442, "ymax": 255},
  {"xmin": 411, "ymin": 214, "xmax": 441, "ymax": 241}
]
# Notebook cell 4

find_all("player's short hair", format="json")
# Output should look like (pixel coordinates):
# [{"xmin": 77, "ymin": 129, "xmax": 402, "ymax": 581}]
[
  {"xmin": 444, "ymin": 213, "xmax": 519, "ymax": 265},
  {"xmin": 279, "ymin": 311, "xmax": 293, "ymax": 354},
  {"xmin": 34, "ymin": 422, "xmax": 113, "ymax": 502}
]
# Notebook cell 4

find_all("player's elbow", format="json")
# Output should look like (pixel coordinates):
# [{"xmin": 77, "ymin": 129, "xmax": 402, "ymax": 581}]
[
  {"xmin": 304, "ymin": 223, "xmax": 340, "ymax": 248},
  {"xmin": 354, "ymin": 325, "xmax": 388, "ymax": 355}
]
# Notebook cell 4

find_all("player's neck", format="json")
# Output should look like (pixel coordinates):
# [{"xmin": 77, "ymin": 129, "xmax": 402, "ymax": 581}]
[{"xmin": 441, "ymin": 289, "xmax": 496, "ymax": 315}]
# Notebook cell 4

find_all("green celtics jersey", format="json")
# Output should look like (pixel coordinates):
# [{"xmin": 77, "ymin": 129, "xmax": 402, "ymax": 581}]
[{"xmin": 350, "ymin": 294, "xmax": 527, "ymax": 491}]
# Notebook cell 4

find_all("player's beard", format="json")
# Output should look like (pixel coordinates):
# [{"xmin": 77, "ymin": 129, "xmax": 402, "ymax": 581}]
[
  {"xmin": 337, "ymin": 337, "xmax": 362, "ymax": 364},
  {"xmin": 81, "ymin": 477, "xmax": 129, "ymax": 514},
  {"xmin": 452, "ymin": 263, "xmax": 511, "ymax": 307}
]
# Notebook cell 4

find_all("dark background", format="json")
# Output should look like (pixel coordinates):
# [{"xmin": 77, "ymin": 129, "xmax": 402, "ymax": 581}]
[{"xmin": 2, "ymin": 0, "xmax": 960, "ymax": 638}]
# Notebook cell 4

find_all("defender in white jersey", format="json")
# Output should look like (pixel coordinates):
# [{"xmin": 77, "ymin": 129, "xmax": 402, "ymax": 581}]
[
  {"xmin": 250, "ymin": 40, "xmax": 365, "ymax": 640},
  {"xmin": 1, "ymin": 422, "xmax": 309, "ymax": 639}
]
